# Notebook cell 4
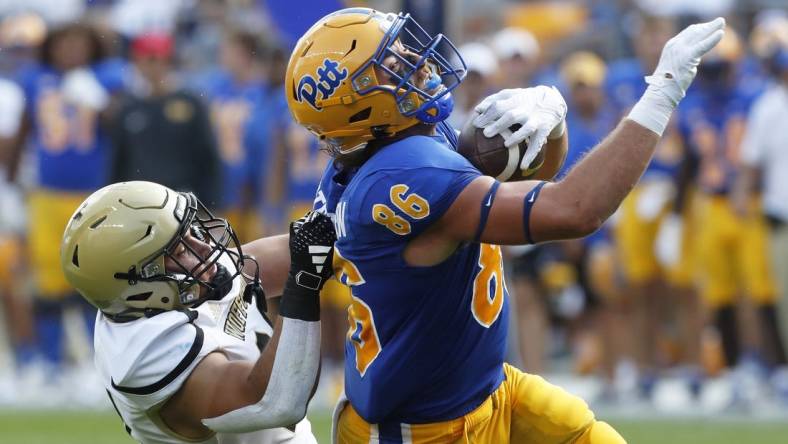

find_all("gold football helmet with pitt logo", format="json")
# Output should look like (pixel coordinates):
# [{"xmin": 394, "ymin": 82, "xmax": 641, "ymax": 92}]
[{"xmin": 285, "ymin": 8, "xmax": 467, "ymax": 155}]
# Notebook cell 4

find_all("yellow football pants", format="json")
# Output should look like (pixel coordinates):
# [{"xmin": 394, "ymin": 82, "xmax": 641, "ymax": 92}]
[
  {"xmin": 336, "ymin": 363, "xmax": 625, "ymax": 443},
  {"xmin": 222, "ymin": 207, "xmax": 264, "ymax": 243},
  {"xmin": 28, "ymin": 189, "xmax": 88, "ymax": 298},
  {"xmin": 696, "ymin": 195, "xmax": 777, "ymax": 307},
  {"xmin": 615, "ymin": 186, "xmax": 696, "ymax": 287}
]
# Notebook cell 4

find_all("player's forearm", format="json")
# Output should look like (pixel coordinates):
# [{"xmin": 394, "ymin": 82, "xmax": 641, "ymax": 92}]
[
  {"xmin": 529, "ymin": 130, "xmax": 568, "ymax": 181},
  {"xmin": 242, "ymin": 234, "xmax": 290, "ymax": 297},
  {"xmin": 202, "ymin": 312, "xmax": 321, "ymax": 432},
  {"xmin": 247, "ymin": 315, "xmax": 320, "ymax": 407},
  {"xmin": 541, "ymin": 119, "xmax": 660, "ymax": 238},
  {"xmin": 204, "ymin": 214, "xmax": 332, "ymax": 432}
]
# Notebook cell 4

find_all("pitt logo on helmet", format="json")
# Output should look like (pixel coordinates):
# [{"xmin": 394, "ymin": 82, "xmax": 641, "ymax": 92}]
[{"xmin": 296, "ymin": 58, "xmax": 348, "ymax": 111}]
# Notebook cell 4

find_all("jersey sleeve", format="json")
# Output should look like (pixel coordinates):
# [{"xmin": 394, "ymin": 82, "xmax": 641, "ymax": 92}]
[
  {"xmin": 352, "ymin": 138, "xmax": 481, "ymax": 240},
  {"xmin": 100, "ymin": 311, "xmax": 222, "ymax": 410}
]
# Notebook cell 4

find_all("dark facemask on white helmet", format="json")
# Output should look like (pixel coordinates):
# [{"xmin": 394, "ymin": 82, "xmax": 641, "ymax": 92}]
[{"xmin": 111, "ymin": 192, "xmax": 262, "ymax": 320}]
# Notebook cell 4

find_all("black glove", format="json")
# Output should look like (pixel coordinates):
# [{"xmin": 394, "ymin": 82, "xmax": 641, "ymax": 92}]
[{"xmin": 279, "ymin": 211, "xmax": 336, "ymax": 322}]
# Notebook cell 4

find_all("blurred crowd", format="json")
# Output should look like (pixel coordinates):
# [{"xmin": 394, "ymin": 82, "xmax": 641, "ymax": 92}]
[{"xmin": 0, "ymin": 0, "xmax": 787, "ymax": 416}]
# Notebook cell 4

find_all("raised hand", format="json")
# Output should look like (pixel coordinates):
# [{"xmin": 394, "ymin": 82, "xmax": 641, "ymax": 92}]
[{"xmin": 647, "ymin": 17, "xmax": 726, "ymax": 105}]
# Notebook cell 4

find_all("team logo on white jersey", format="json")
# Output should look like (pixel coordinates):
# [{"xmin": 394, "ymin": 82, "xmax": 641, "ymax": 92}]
[{"xmin": 224, "ymin": 294, "xmax": 249, "ymax": 341}]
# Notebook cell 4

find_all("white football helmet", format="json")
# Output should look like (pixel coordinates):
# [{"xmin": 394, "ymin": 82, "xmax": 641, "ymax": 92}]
[{"xmin": 61, "ymin": 181, "xmax": 248, "ymax": 320}]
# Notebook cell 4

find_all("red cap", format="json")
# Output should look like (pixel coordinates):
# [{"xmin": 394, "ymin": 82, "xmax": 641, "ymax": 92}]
[{"xmin": 131, "ymin": 33, "xmax": 173, "ymax": 59}]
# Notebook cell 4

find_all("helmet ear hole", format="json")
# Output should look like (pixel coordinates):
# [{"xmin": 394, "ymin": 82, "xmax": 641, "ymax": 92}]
[
  {"xmin": 346, "ymin": 39, "xmax": 357, "ymax": 57},
  {"xmin": 72, "ymin": 246, "xmax": 79, "ymax": 267},
  {"xmin": 349, "ymin": 107, "xmax": 372, "ymax": 123},
  {"xmin": 89, "ymin": 215, "xmax": 107, "ymax": 229},
  {"xmin": 126, "ymin": 292, "xmax": 153, "ymax": 302}
]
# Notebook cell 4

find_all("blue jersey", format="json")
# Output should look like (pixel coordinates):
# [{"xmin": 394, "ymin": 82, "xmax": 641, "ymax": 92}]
[
  {"xmin": 202, "ymin": 71, "xmax": 268, "ymax": 209},
  {"xmin": 679, "ymin": 82, "xmax": 749, "ymax": 195},
  {"xmin": 287, "ymin": 136, "xmax": 326, "ymax": 205},
  {"xmin": 283, "ymin": 82, "xmax": 327, "ymax": 209},
  {"xmin": 18, "ymin": 59, "xmax": 126, "ymax": 191},
  {"xmin": 605, "ymin": 58, "xmax": 645, "ymax": 114},
  {"xmin": 314, "ymin": 125, "xmax": 509, "ymax": 424}
]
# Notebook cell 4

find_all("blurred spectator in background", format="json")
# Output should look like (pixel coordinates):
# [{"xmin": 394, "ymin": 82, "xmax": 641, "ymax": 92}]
[
  {"xmin": 110, "ymin": 33, "xmax": 222, "ymax": 208},
  {"xmin": 260, "ymin": 42, "xmax": 329, "ymax": 230},
  {"xmin": 605, "ymin": 15, "xmax": 703, "ymax": 400},
  {"xmin": 678, "ymin": 28, "xmax": 787, "ymax": 403},
  {"xmin": 0, "ymin": 39, "xmax": 33, "ymax": 389},
  {"xmin": 606, "ymin": 15, "xmax": 700, "ymax": 398},
  {"xmin": 448, "ymin": 42, "xmax": 498, "ymax": 129},
  {"xmin": 201, "ymin": 29, "xmax": 268, "ymax": 241},
  {"xmin": 734, "ymin": 36, "xmax": 788, "ymax": 374},
  {"xmin": 173, "ymin": 0, "xmax": 232, "ymax": 74},
  {"xmin": 9, "ymin": 21, "xmax": 126, "ymax": 394},
  {"xmin": 254, "ymin": 46, "xmax": 290, "ymax": 232},
  {"xmin": 489, "ymin": 27, "xmax": 540, "ymax": 89},
  {"xmin": 557, "ymin": 51, "xmax": 620, "ymax": 384},
  {"xmin": 561, "ymin": 51, "xmax": 617, "ymax": 167},
  {"xmin": 0, "ymin": 0, "xmax": 86, "ymax": 25},
  {"xmin": 281, "ymin": 128, "xmax": 327, "ymax": 224},
  {"xmin": 109, "ymin": 0, "xmax": 187, "ymax": 39}
]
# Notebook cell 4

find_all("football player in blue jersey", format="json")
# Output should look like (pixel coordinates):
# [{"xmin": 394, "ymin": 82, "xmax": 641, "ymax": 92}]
[
  {"xmin": 10, "ymin": 23, "xmax": 127, "ymax": 382},
  {"xmin": 605, "ymin": 15, "xmax": 703, "ymax": 398},
  {"xmin": 678, "ymin": 29, "xmax": 787, "ymax": 384},
  {"xmin": 203, "ymin": 30, "xmax": 269, "ymax": 241},
  {"xmin": 285, "ymin": 8, "xmax": 725, "ymax": 443}
]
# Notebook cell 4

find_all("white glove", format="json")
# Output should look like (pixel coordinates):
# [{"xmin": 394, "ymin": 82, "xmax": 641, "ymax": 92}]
[
  {"xmin": 472, "ymin": 85, "xmax": 567, "ymax": 171},
  {"xmin": 628, "ymin": 17, "xmax": 725, "ymax": 135},
  {"xmin": 655, "ymin": 213, "xmax": 682, "ymax": 268},
  {"xmin": 62, "ymin": 68, "xmax": 110, "ymax": 111}
]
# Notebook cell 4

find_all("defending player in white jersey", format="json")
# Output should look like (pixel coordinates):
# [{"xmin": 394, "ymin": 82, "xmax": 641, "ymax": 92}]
[{"xmin": 60, "ymin": 181, "xmax": 336, "ymax": 443}]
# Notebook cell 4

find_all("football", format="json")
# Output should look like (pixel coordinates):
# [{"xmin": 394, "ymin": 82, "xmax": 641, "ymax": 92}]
[{"xmin": 457, "ymin": 123, "xmax": 545, "ymax": 181}]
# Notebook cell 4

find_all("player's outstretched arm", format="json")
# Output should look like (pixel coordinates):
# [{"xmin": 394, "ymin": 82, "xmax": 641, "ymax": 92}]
[
  {"xmin": 441, "ymin": 18, "xmax": 725, "ymax": 246},
  {"xmin": 159, "ymin": 213, "xmax": 335, "ymax": 437}
]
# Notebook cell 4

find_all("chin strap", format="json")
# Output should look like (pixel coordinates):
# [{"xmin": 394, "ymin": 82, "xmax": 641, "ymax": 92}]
[
  {"xmin": 242, "ymin": 254, "xmax": 267, "ymax": 315},
  {"xmin": 415, "ymin": 90, "xmax": 455, "ymax": 124},
  {"xmin": 181, "ymin": 263, "xmax": 234, "ymax": 308}
]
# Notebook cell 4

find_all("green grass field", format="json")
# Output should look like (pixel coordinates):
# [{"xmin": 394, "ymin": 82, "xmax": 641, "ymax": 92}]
[{"xmin": 1, "ymin": 409, "xmax": 787, "ymax": 443}]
